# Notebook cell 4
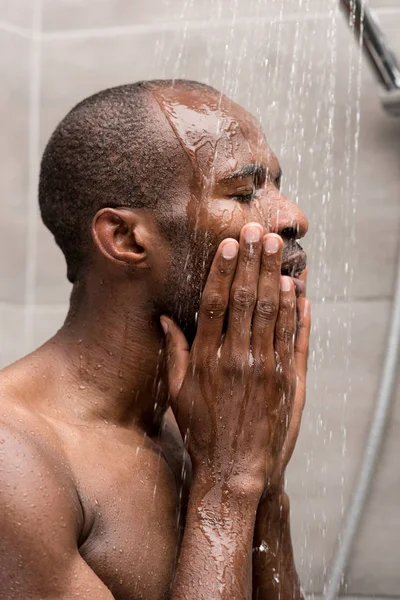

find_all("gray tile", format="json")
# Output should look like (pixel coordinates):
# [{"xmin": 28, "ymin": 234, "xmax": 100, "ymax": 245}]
[
  {"xmin": 41, "ymin": 0, "xmax": 332, "ymax": 33},
  {"xmin": 0, "ymin": 0, "xmax": 36, "ymax": 30},
  {"xmin": 313, "ymin": 597, "xmax": 397, "ymax": 600},
  {"xmin": 0, "ymin": 303, "xmax": 68, "ymax": 369},
  {"xmin": 0, "ymin": 31, "xmax": 30, "ymax": 303},
  {"xmin": 0, "ymin": 304, "xmax": 26, "ymax": 367},
  {"xmin": 38, "ymin": 12, "xmax": 400, "ymax": 304},
  {"xmin": 371, "ymin": 1, "xmax": 400, "ymax": 8},
  {"xmin": 31, "ymin": 304, "xmax": 68, "ymax": 350},
  {"xmin": 345, "ymin": 379, "xmax": 400, "ymax": 596},
  {"xmin": 286, "ymin": 299, "xmax": 392, "ymax": 593},
  {"xmin": 34, "ymin": 219, "xmax": 72, "ymax": 305}
]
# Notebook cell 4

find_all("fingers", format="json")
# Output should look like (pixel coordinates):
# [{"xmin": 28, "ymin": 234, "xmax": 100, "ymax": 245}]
[
  {"xmin": 297, "ymin": 266, "xmax": 308, "ymax": 299},
  {"xmin": 252, "ymin": 233, "xmax": 283, "ymax": 360},
  {"xmin": 294, "ymin": 297, "xmax": 311, "ymax": 387},
  {"xmin": 195, "ymin": 238, "xmax": 239, "ymax": 351},
  {"xmin": 279, "ymin": 298, "xmax": 311, "ymax": 468},
  {"xmin": 160, "ymin": 316, "xmax": 190, "ymax": 403},
  {"xmin": 274, "ymin": 276, "xmax": 297, "ymax": 407},
  {"xmin": 224, "ymin": 223, "xmax": 264, "ymax": 353}
]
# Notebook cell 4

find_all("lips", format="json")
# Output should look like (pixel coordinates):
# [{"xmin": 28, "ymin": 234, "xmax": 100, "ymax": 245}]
[{"xmin": 281, "ymin": 243, "xmax": 307, "ymax": 297}]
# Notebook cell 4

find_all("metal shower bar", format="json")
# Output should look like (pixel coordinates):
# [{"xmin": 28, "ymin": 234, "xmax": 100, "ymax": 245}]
[{"xmin": 340, "ymin": 0, "xmax": 400, "ymax": 91}]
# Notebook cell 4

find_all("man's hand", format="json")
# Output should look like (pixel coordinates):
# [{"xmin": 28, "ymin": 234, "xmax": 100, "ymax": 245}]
[
  {"xmin": 265, "ymin": 267, "xmax": 311, "ymax": 496},
  {"xmin": 252, "ymin": 268, "xmax": 311, "ymax": 600},
  {"xmin": 161, "ymin": 223, "xmax": 298, "ymax": 498}
]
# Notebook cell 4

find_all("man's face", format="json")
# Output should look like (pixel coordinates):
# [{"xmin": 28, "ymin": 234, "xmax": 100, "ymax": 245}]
[{"xmin": 152, "ymin": 87, "xmax": 308, "ymax": 341}]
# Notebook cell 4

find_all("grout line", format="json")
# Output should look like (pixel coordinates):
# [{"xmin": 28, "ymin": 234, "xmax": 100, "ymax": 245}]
[
  {"xmin": 40, "ymin": 11, "xmax": 333, "ymax": 42},
  {"xmin": 0, "ymin": 20, "xmax": 34, "ymax": 39},
  {"xmin": 1, "ymin": 7, "xmax": 397, "ymax": 44},
  {"xmin": 23, "ymin": 0, "xmax": 42, "ymax": 354}
]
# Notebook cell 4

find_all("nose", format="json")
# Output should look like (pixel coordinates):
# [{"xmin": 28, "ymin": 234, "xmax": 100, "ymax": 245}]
[{"xmin": 268, "ymin": 190, "xmax": 309, "ymax": 240}]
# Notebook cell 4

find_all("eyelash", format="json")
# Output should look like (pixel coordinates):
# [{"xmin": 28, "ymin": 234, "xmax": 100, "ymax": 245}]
[
  {"xmin": 230, "ymin": 176, "xmax": 281, "ymax": 203},
  {"xmin": 233, "ymin": 192, "xmax": 255, "ymax": 203}
]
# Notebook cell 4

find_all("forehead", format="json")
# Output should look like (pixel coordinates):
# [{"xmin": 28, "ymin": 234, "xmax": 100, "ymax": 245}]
[{"xmin": 152, "ymin": 87, "xmax": 276, "ymax": 179}]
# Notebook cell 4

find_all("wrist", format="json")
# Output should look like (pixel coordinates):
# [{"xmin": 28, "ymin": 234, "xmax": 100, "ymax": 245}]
[{"xmin": 191, "ymin": 467, "xmax": 263, "ymax": 507}]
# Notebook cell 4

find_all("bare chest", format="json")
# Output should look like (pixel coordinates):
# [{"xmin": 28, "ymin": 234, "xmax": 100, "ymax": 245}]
[{"xmin": 58, "ymin": 426, "xmax": 188, "ymax": 600}]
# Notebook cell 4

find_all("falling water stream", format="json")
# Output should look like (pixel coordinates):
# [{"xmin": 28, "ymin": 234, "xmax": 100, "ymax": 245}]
[{"xmin": 149, "ymin": 0, "xmax": 365, "ymax": 594}]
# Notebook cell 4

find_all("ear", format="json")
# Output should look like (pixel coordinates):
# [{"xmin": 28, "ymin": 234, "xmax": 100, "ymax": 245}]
[{"xmin": 92, "ymin": 208, "xmax": 149, "ymax": 270}]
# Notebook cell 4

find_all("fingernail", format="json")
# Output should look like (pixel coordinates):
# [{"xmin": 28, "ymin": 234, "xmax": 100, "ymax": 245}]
[
  {"xmin": 160, "ymin": 317, "xmax": 169, "ymax": 334},
  {"xmin": 244, "ymin": 225, "xmax": 262, "ymax": 244},
  {"xmin": 280, "ymin": 276, "xmax": 292, "ymax": 292},
  {"xmin": 264, "ymin": 235, "xmax": 280, "ymax": 254},
  {"xmin": 222, "ymin": 240, "xmax": 238, "ymax": 259}
]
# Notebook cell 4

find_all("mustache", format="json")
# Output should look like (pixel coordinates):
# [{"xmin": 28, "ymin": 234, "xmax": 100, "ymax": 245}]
[{"xmin": 281, "ymin": 241, "xmax": 307, "ymax": 277}]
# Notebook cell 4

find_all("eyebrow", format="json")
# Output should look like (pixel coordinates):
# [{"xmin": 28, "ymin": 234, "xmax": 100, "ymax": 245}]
[{"xmin": 218, "ymin": 164, "xmax": 282, "ymax": 185}]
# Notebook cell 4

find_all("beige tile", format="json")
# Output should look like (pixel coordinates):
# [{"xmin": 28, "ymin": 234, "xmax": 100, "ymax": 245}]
[
  {"xmin": 0, "ymin": 0, "xmax": 36, "ymax": 30},
  {"xmin": 41, "ymin": 0, "xmax": 332, "ymax": 32},
  {"xmin": 37, "ymin": 12, "xmax": 400, "ymax": 305},
  {"xmin": 0, "ymin": 31, "xmax": 30, "ymax": 303},
  {"xmin": 286, "ymin": 299, "xmax": 392, "ymax": 593},
  {"xmin": 344, "ymin": 379, "xmax": 400, "ymax": 596}
]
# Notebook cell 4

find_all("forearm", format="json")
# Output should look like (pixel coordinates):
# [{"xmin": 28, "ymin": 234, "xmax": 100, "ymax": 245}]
[
  {"xmin": 172, "ymin": 475, "xmax": 261, "ymax": 600},
  {"xmin": 252, "ymin": 492, "xmax": 304, "ymax": 600}
]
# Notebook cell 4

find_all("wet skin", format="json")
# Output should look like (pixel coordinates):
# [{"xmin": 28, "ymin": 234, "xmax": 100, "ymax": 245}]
[
  {"xmin": 0, "ymin": 87, "xmax": 310, "ymax": 600},
  {"xmin": 153, "ymin": 86, "xmax": 308, "ymax": 292}
]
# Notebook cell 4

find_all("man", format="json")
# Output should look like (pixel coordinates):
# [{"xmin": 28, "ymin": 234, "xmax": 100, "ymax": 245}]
[{"xmin": 0, "ymin": 79, "xmax": 310, "ymax": 599}]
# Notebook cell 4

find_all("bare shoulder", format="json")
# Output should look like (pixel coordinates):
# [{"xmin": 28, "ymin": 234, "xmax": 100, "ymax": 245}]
[
  {"xmin": 0, "ymin": 369, "xmax": 113, "ymax": 599},
  {"xmin": 0, "ymin": 367, "xmax": 82, "ymax": 527}
]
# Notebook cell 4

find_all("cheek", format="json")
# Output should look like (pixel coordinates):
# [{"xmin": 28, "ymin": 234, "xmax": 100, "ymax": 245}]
[
  {"xmin": 187, "ymin": 193, "xmax": 272, "ymax": 250},
  {"xmin": 199, "ymin": 199, "xmax": 246, "ymax": 241},
  {"xmin": 205, "ymin": 198, "xmax": 270, "ymax": 241}
]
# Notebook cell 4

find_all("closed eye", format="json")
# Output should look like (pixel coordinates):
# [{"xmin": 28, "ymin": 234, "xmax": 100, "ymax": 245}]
[{"xmin": 230, "ymin": 191, "xmax": 255, "ymax": 203}]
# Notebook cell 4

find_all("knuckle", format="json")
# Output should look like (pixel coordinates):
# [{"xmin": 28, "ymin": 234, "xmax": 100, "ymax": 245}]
[
  {"xmin": 277, "ymin": 327, "xmax": 295, "ymax": 345},
  {"xmin": 222, "ymin": 353, "xmax": 245, "ymax": 378},
  {"xmin": 281, "ymin": 296, "xmax": 296, "ymax": 312},
  {"xmin": 232, "ymin": 287, "xmax": 256, "ymax": 312},
  {"xmin": 253, "ymin": 358, "xmax": 265, "ymax": 380},
  {"xmin": 201, "ymin": 293, "xmax": 226, "ymax": 319},
  {"xmin": 255, "ymin": 298, "xmax": 277, "ymax": 321}
]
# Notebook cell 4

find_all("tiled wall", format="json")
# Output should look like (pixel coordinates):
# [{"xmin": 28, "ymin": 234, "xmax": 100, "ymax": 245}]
[{"xmin": 1, "ymin": 1, "xmax": 400, "ymax": 597}]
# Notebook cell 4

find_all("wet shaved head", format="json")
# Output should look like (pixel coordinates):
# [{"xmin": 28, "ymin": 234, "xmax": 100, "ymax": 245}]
[{"xmin": 39, "ymin": 80, "xmax": 218, "ymax": 283}]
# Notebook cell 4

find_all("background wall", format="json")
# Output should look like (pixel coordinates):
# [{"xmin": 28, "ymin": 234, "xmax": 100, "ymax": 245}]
[{"xmin": 1, "ymin": 0, "xmax": 399, "ymax": 597}]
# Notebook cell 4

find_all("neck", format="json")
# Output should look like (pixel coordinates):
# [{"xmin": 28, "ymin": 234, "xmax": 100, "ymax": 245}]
[{"xmin": 44, "ymin": 278, "xmax": 168, "ymax": 432}]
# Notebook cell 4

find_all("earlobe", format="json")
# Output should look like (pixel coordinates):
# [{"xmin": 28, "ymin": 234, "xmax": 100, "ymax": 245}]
[{"xmin": 92, "ymin": 208, "xmax": 147, "ymax": 269}]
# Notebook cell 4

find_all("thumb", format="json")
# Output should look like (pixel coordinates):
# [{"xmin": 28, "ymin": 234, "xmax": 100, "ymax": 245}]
[{"xmin": 160, "ymin": 316, "xmax": 190, "ymax": 403}]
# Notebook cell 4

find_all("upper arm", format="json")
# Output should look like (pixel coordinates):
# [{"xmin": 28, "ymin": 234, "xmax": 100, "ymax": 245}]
[{"xmin": 0, "ymin": 419, "xmax": 114, "ymax": 600}]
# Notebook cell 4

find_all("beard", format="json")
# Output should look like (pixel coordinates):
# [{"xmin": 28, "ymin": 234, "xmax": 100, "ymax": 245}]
[{"xmin": 154, "ymin": 225, "xmax": 219, "ymax": 346}]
